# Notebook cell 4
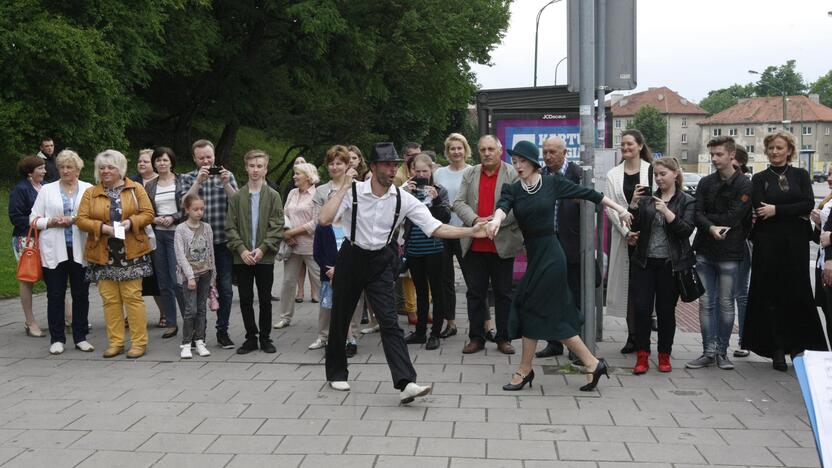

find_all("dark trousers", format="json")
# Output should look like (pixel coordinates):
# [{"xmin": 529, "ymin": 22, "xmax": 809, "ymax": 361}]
[
  {"xmin": 214, "ymin": 242, "xmax": 234, "ymax": 332},
  {"xmin": 43, "ymin": 248, "xmax": 89, "ymax": 344},
  {"xmin": 463, "ymin": 251, "xmax": 513, "ymax": 343},
  {"xmin": 326, "ymin": 242, "xmax": 416, "ymax": 390},
  {"xmin": 182, "ymin": 273, "xmax": 211, "ymax": 343},
  {"xmin": 234, "ymin": 263, "xmax": 274, "ymax": 342},
  {"xmin": 441, "ymin": 239, "xmax": 464, "ymax": 321},
  {"xmin": 632, "ymin": 258, "xmax": 679, "ymax": 354},
  {"xmin": 408, "ymin": 252, "xmax": 445, "ymax": 337},
  {"xmin": 547, "ymin": 261, "xmax": 581, "ymax": 351}
]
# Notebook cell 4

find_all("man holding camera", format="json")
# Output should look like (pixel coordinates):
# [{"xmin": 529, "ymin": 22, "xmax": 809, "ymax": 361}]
[
  {"xmin": 180, "ymin": 139, "xmax": 239, "ymax": 349},
  {"xmin": 687, "ymin": 136, "xmax": 751, "ymax": 370}
]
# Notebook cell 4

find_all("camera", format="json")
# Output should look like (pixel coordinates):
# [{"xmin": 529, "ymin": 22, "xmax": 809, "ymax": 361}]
[
  {"xmin": 413, "ymin": 177, "xmax": 429, "ymax": 187},
  {"xmin": 208, "ymin": 165, "xmax": 223, "ymax": 175}
]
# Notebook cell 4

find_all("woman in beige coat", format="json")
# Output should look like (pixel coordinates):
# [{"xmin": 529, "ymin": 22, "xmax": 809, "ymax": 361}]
[{"xmin": 605, "ymin": 129, "xmax": 653, "ymax": 354}]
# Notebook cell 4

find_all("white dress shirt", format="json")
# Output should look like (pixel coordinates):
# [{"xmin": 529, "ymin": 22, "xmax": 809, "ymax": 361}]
[{"xmin": 335, "ymin": 181, "xmax": 442, "ymax": 251}]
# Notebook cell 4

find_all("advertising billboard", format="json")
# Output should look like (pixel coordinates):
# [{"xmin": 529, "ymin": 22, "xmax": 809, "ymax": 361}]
[{"xmin": 494, "ymin": 112, "xmax": 581, "ymax": 164}]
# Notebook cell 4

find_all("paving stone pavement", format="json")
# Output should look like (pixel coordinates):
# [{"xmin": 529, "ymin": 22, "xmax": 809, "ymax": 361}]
[{"xmin": 0, "ymin": 262, "xmax": 821, "ymax": 468}]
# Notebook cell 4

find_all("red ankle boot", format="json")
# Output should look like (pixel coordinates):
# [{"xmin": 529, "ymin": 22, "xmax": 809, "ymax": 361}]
[
  {"xmin": 657, "ymin": 352, "xmax": 672, "ymax": 372},
  {"xmin": 633, "ymin": 350, "xmax": 650, "ymax": 374}
]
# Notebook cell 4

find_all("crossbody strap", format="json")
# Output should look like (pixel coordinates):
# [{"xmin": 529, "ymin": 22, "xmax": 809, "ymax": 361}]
[
  {"xmin": 386, "ymin": 187, "xmax": 401, "ymax": 245},
  {"xmin": 350, "ymin": 181, "xmax": 358, "ymax": 243}
]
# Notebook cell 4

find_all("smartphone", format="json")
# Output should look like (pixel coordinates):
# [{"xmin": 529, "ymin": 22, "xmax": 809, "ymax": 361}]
[
  {"xmin": 413, "ymin": 177, "xmax": 429, "ymax": 187},
  {"xmin": 719, "ymin": 227, "xmax": 731, "ymax": 236},
  {"xmin": 208, "ymin": 165, "xmax": 223, "ymax": 175}
]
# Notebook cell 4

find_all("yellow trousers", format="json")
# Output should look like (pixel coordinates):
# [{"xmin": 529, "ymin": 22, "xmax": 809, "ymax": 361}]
[
  {"xmin": 396, "ymin": 276, "xmax": 417, "ymax": 314},
  {"xmin": 98, "ymin": 278, "xmax": 148, "ymax": 348}
]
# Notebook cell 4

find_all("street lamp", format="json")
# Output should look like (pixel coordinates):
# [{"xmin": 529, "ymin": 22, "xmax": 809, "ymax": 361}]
[
  {"xmin": 554, "ymin": 56, "xmax": 567, "ymax": 85},
  {"xmin": 749, "ymin": 69, "xmax": 789, "ymax": 130},
  {"xmin": 534, "ymin": 0, "xmax": 563, "ymax": 87}
]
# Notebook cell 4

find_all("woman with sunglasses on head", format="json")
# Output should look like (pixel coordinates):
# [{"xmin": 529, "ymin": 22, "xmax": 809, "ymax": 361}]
[{"xmin": 745, "ymin": 131, "xmax": 829, "ymax": 371}]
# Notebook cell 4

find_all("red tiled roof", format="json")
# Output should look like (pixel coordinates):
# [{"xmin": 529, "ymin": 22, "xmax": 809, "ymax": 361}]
[
  {"xmin": 698, "ymin": 95, "xmax": 832, "ymax": 125},
  {"xmin": 610, "ymin": 87, "xmax": 708, "ymax": 117}
]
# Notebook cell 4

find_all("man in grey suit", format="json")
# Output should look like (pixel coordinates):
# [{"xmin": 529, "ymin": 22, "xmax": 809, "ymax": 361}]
[{"xmin": 453, "ymin": 135, "xmax": 523, "ymax": 354}]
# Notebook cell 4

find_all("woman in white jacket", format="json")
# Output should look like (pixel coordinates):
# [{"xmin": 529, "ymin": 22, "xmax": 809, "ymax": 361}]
[
  {"xmin": 30, "ymin": 150, "xmax": 94, "ymax": 355},
  {"xmin": 605, "ymin": 129, "xmax": 653, "ymax": 354}
]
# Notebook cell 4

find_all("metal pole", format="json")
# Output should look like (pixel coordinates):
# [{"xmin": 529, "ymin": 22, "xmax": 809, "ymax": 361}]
[
  {"xmin": 782, "ymin": 92, "xmax": 788, "ymax": 130},
  {"xmin": 534, "ymin": 0, "xmax": 559, "ymax": 87},
  {"xmin": 579, "ymin": 0, "xmax": 597, "ymax": 352},
  {"xmin": 593, "ymin": 0, "xmax": 606, "ymax": 342}
]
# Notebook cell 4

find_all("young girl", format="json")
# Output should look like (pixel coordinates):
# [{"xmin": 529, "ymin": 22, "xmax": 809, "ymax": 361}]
[{"xmin": 174, "ymin": 193, "xmax": 216, "ymax": 359}]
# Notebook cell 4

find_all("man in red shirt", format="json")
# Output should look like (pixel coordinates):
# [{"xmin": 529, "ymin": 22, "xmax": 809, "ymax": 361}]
[{"xmin": 452, "ymin": 135, "xmax": 523, "ymax": 354}]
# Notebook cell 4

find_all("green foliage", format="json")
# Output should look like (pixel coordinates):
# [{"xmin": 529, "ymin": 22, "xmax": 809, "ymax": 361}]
[
  {"xmin": 810, "ymin": 70, "xmax": 832, "ymax": 108},
  {"xmin": 628, "ymin": 105, "xmax": 666, "ymax": 154},
  {"xmin": 699, "ymin": 84, "xmax": 755, "ymax": 115},
  {"xmin": 753, "ymin": 60, "xmax": 807, "ymax": 97}
]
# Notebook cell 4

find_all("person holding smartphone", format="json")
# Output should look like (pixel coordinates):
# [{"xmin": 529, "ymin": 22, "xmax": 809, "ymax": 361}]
[
  {"xmin": 402, "ymin": 153, "xmax": 452, "ymax": 350},
  {"xmin": 687, "ymin": 137, "xmax": 752, "ymax": 371}
]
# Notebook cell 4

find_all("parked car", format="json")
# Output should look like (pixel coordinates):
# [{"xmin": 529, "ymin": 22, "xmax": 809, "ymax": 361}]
[
  {"xmin": 813, "ymin": 171, "xmax": 827, "ymax": 183},
  {"xmin": 682, "ymin": 172, "xmax": 701, "ymax": 196}
]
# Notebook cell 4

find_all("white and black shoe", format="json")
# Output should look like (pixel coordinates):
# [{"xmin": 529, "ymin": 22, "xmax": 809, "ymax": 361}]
[{"xmin": 399, "ymin": 382, "xmax": 431, "ymax": 404}]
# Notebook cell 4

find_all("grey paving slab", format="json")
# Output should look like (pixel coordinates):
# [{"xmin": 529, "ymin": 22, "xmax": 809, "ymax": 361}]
[
  {"xmin": 151, "ymin": 453, "xmax": 233, "ymax": 468},
  {"xmin": 69, "ymin": 430, "xmax": 153, "ymax": 451},
  {"xmin": 345, "ymin": 435, "xmax": 417, "ymax": 455},
  {"xmin": 256, "ymin": 418, "xmax": 326, "ymax": 435},
  {"xmin": 586, "ymin": 425, "xmax": 656, "ymax": 443},
  {"xmin": 556, "ymin": 441, "xmax": 631, "ymax": 462},
  {"xmin": 1, "ymin": 429, "xmax": 86, "ymax": 449},
  {"xmin": 298, "ymin": 454, "xmax": 376, "ymax": 468},
  {"xmin": 626, "ymin": 442, "xmax": 707, "ymax": 464},
  {"xmin": 450, "ymin": 457, "xmax": 522, "ymax": 468},
  {"xmin": 454, "ymin": 421, "xmax": 519, "ymax": 439},
  {"xmin": 0, "ymin": 448, "xmax": 93, "ymax": 468},
  {"xmin": 204, "ymin": 434, "xmax": 283, "ymax": 454},
  {"xmin": 416, "ymin": 437, "xmax": 485, "ymax": 458},
  {"xmin": 274, "ymin": 435, "xmax": 349, "ymax": 454},
  {"xmin": 225, "ymin": 454, "xmax": 303, "ymax": 468},
  {"xmin": 375, "ymin": 455, "xmax": 450, "ymax": 468},
  {"xmin": 769, "ymin": 447, "xmax": 822, "ymax": 467},
  {"xmin": 73, "ymin": 450, "xmax": 163, "ymax": 468},
  {"xmin": 698, "ymin": 444, "xmax": 783, "ymax": 466},
  {"xmin": 127, "ymin": 415, "xmax": 205, "ymax": 433},
  {"xmin": 718, "ymin": 428, "xmax": 798, "ymax": 447},
  {"xmin": 137, "ymin": 433, "xmax": 218, "ymax": 453}
]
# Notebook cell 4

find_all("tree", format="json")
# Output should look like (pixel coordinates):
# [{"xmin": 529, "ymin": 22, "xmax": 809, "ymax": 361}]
[
  {"xmin": 810, "ymin": 70, "xmax": 832, "ymax": 108},
  {"xmin": 753, "ymin": 59, "xmax": 807, "ymax": 97},
  {"xmin": 628, "ymin": 105, "xmax": 666, "ymax": 154},
  {"xmin": 699, "ymin": 84, "xmax": 755, "ymax": 115}
]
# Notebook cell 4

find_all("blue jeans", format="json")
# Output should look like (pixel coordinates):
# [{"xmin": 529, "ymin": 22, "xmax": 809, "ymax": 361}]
[
  {"xmin": 152, "ymin": 229, "xmax": 185, "ymax": 326},
  {"xmin": 697, "ymin": 255, "xmax": 739, "ymax": 356},
  {"xmin": 214, "ymin": 242, "xmax": 234, "ymax": 332},
  {"xmin": 733, "ymin": 241, "xmax": 751, "ymax": 348}
]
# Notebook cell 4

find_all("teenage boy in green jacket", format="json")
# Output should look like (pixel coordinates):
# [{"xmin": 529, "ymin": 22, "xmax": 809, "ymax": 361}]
[{"xmin": 226, "ymin": 150, "xmax": 285, "ymax": 354}]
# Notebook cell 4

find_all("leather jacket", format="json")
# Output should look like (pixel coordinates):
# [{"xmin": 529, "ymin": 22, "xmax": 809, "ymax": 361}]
[{"xmin": 629, "ymin": 189, "xmax": 696, "ymax": 272}]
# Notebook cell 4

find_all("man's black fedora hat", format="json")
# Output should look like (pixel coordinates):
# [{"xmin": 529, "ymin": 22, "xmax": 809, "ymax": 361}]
[{"xmin": 369, "ymin": 142, "xmax": 405, "ymax": 163}]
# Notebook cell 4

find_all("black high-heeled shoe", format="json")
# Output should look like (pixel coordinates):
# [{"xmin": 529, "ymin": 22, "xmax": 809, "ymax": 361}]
[
  {"xmin": 580, "ymin": 358, "xmax": 609, "ymax": 392},
  {"xmin": 502, "ymin": 369, "xmax": 534, "ymax": 391}
]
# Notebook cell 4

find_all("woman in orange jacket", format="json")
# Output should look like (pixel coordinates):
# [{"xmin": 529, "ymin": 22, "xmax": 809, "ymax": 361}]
[{"xmin": 76, "ymin": 150, "xmax": 155, "ymax": 359}]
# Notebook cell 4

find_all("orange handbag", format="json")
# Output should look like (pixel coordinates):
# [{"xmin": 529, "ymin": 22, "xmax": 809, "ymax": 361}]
[{"xmin": 16, "ymin": 219, "xmax": 42, "ymax": 283}]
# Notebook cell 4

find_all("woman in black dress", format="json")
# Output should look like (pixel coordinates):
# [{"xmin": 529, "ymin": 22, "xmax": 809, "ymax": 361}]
[
  {"xmin": 486, "ymin": 141, "xmax": 632, "ymax": 392},
  {"xmin": 744, "ymin": 131, "xmax": 829, "ymax": 371}
]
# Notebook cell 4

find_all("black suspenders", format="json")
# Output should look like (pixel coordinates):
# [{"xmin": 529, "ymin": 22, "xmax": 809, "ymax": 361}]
[{"xmin": 349, "ymin": 181, "xmax": 401, "ymax": 247}]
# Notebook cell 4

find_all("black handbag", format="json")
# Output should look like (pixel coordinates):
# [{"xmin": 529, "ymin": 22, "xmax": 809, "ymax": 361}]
[{"xmin": 675, "ymin": 266, "xmax": 705, "ymax": 302}]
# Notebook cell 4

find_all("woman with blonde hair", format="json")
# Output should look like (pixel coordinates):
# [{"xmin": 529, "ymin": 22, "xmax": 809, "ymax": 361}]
[
  {"xmin": 748, "ymin": 131, "xmax": 828, "ymax": 371},
  {"xmin": 30, "ymin": 150, "xmax": 94, "ymax": 354},
  {"xmin": 432, "ymin": 133, "xmax": 472, "ymax": 338},
  {"xmin": 76, "ymin": 150, "xmax": 155, "ymax": 359},
  {"xmin": 274, "ymin": 162, "xmax": 322, "ymax": 329}
]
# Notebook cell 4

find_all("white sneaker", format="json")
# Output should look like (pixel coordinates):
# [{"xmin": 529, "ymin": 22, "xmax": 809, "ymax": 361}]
[
  {"xmin": 74, "ymin": 341, "xmax": 94, "ymax": 352},
  {"xmin": 399, "ymin": 382, "xmax": 432, "ymax": 404},
  {"xmin": 49, "ymin": 342, "xmax": 64, "ymax": 355},
  {"xmin": 194, "ymin": 340, "xmax": 211, "ymax": 357},
  {"xmin": 308, "ymin": 338, "xmax": 327, "ymax": 350},
  {"xmin": 361, "ymin": 325, "xmax": 380, "ymax": 334},
  {"xmin": 330, "ymin": 381, "xmax": 350, "ymax": 391},
  {"xmin": 273, "ymin": 320, "xmax": 290, "ymax": 329},
  {"xmin": 180, "ymin": 345, "xmax": 193, "ymax": 359}
]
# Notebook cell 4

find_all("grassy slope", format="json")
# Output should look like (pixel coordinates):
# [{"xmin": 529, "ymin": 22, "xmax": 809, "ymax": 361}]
[{"xmin": 0, "ymin": 123, "xmax": 291, "ymax": 298}]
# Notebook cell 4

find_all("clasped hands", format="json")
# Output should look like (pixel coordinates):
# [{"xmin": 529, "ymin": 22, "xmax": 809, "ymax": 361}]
[
  {"xmin": 240, "ymin": 248, "xmax": 264, "ymax": 266},
  {"xmin": 100, "ymin": 219, "xmax": 131, "ymax": 236}
]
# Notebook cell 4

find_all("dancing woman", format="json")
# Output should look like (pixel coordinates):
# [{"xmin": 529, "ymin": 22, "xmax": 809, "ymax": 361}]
[{"xmin": 486, "ymin": 141, "xmax": 632, "ymax": 392}]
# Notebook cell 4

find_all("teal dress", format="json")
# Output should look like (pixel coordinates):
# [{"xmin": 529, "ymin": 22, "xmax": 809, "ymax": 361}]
[{"xmin": 496, "ymin": 175, "xmax": 603, "ymax": 341}]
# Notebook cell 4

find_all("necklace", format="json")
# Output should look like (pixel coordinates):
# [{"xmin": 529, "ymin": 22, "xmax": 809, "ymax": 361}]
[
  {"xmin": 768, "ymin": 165, "xmax": 790, "ymax": 192},
  {"xmin": 521, "ymin": 175, "xmax": 542, "ymax": 195}
]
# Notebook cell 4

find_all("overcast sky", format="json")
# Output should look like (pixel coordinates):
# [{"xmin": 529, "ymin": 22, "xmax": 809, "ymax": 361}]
[{"xmin": 471, "ymin": 0, "xmax": 832, "ymax": 103}]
